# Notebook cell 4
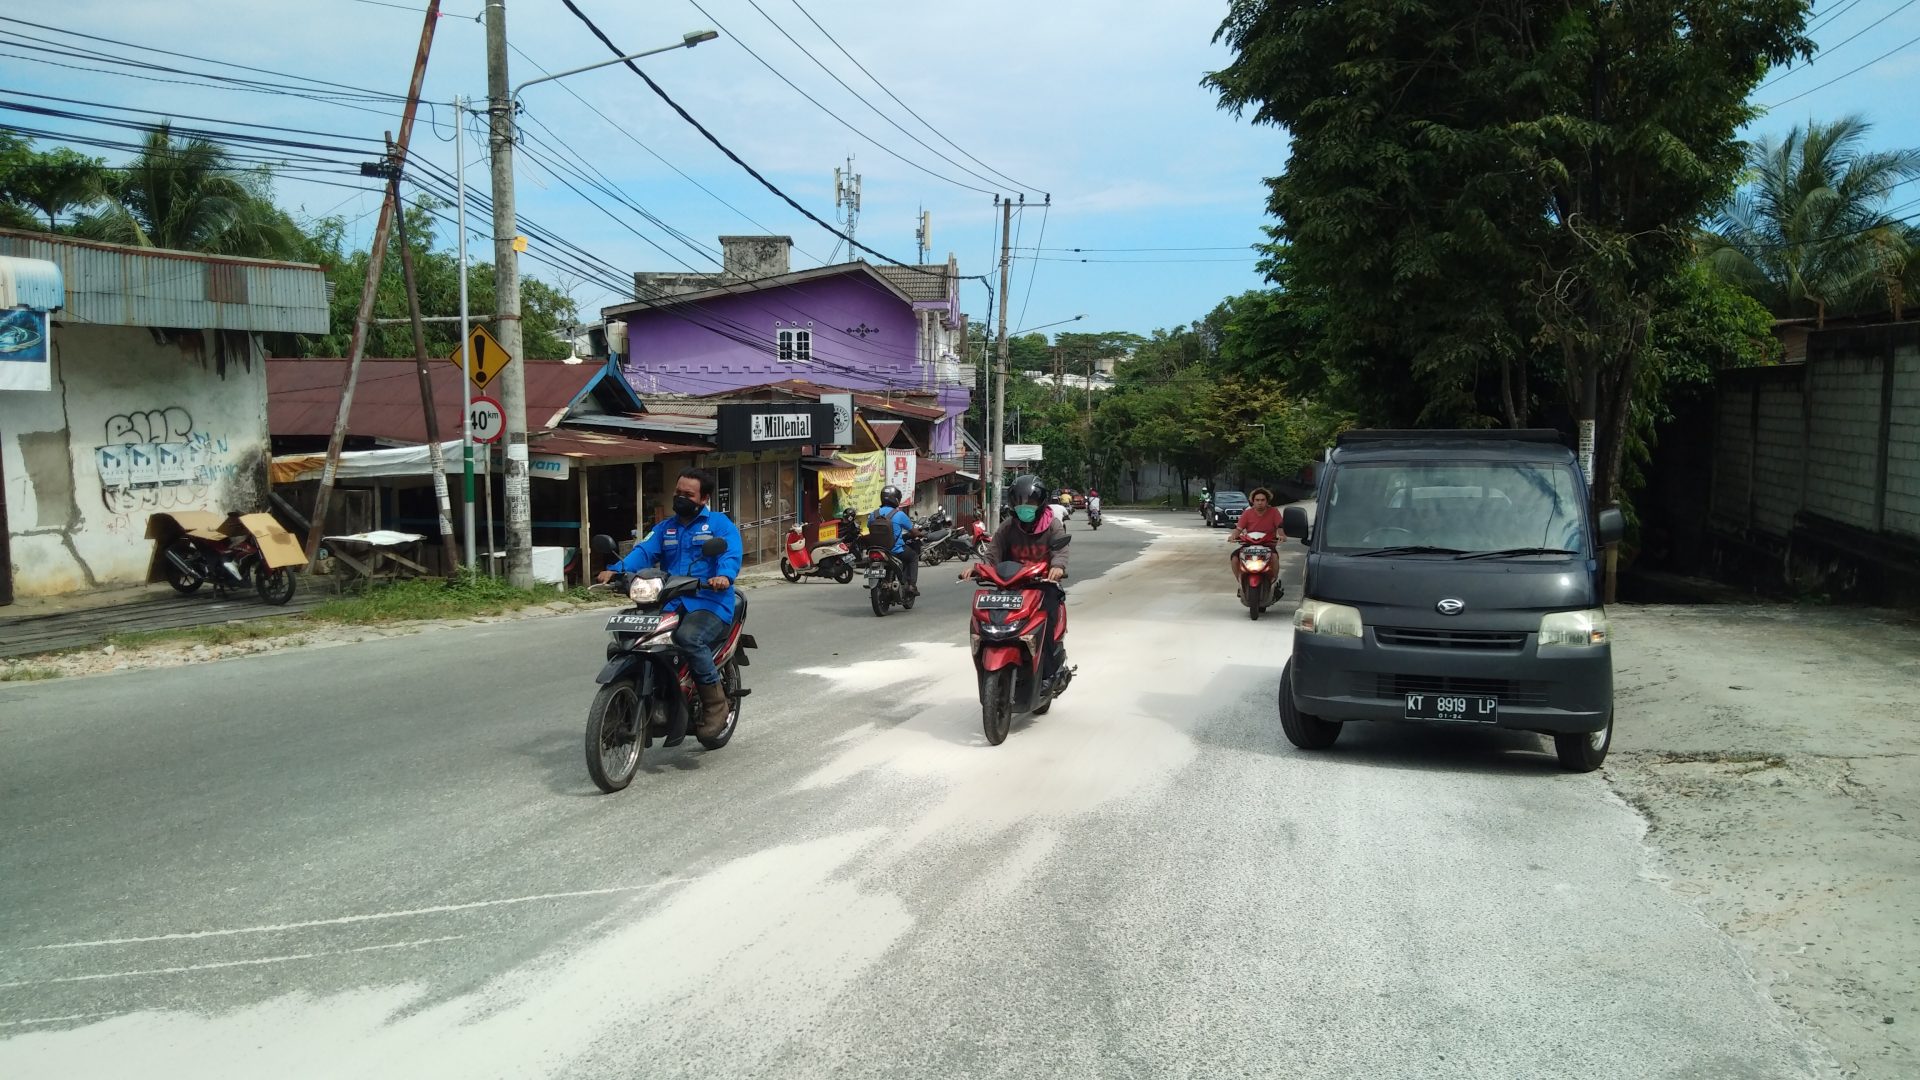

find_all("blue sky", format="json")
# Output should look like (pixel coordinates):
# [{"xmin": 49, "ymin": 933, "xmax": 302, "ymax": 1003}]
[{"xmin": 5, "ymin": 0, "xmax": 1919, "ymax": 338}]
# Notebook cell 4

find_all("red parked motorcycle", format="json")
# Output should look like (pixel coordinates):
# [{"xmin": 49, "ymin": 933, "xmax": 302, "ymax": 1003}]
[
  {"xmin": 1232, "ymin": 529, "xmax": 1280, "ymax": 621},
  {"xmin": 154, "ymin": 512, "xmax": 299, "ymax": 605},
  {"xmin": 780, "ymin": 512, "xmax": 857, "ymax": 584},
  {"xmin": 966, "ymin": 557, "xmax": 1075, "ymax": 745}
]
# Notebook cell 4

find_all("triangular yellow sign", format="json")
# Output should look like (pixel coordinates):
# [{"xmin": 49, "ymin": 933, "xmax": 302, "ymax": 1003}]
[{"xmin": 446, "ymin": 325, "xmax": 514, "ymax": 390}]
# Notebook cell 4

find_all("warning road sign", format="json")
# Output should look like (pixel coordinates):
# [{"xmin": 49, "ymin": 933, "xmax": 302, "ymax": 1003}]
[{"xmin": 446, "ymin": 325, "xmax": 514, "ymax": 389}]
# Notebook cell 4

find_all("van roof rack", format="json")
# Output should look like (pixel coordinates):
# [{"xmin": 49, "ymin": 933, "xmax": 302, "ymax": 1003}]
[{"xmin": 1335, "ymin": 428, "xmax": 1567, "ymax": 447}]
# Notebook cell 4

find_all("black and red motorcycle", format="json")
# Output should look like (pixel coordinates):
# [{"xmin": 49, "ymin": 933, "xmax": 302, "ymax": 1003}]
[
  {"xmin": 583, "ymin": 534, "xmax": 757, "ymax": 793},
  {"xmin": 1231, "ymin": 529, "xmax": 1281, "ymax": 620},
  {"xmin": 966, "ymin": 556, "xmax": 1075, "ymax": 745},
  {"xmin": 159, "ymin": 517, "xmax": 298, "ymax": 605}
]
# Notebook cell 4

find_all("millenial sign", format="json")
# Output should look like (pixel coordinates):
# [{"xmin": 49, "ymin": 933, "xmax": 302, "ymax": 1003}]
[
  {"xmin": 749, "ymin": 413, "xmax": 813, "ymax": 442},
  {"xmin": 715, "ymin": 403, "xmax": 836, "ymax": 452}
]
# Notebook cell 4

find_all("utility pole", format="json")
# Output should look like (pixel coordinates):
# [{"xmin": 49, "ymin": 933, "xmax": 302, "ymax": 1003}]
[
  {"xmin": 302, "ymin": 0, "xmax": 441, "ymax": 571},
  {"xmin": 387, "ymin": 143, "xmax": 462, "ymax": 577},
  {"xmin": 989, "ymin": 195, "xmax": 1013, "ymax": 524},
  {"xmin": 486, "ymin": 0, "xmax": 533, "ymax": 588}
]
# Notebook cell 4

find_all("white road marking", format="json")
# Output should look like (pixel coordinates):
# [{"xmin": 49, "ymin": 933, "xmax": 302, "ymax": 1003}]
[{"xmin": 0, "ymin": 936, "xmax": 472, "ymax": 989}]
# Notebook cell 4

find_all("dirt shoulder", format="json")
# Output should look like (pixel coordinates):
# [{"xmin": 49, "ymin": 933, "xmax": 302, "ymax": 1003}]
[{"xmin": 1609, "ymin": 604, "xmax": 1920, "ymax": 1079}]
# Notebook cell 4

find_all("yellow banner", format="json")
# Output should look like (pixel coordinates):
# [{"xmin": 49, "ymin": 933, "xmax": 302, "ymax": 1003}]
[{"xmin": 836, "ymin": 451, "xmax": 886, "ymax": 516}]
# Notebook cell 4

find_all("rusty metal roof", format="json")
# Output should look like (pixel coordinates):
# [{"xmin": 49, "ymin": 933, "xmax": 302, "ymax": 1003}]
[
  {"xmin": 269, "ymin": 358, "xmax": 635, "ymax": 443},
  {"xmin": 529, "ymin": 428, "xmax": 710, "ymax": 462},
  {"xmin": 0, "ymin": 228, "xmax": 328, "ymax": 334}
]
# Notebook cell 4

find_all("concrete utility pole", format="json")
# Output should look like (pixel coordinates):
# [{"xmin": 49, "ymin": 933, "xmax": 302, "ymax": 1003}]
[
  {"xmin": 989, "ymin": 196, "xmax": 1013, "ymax": 524},
  {"xmin": 302, "ymin": 0, "xmax": 441, "ymax": 570},
  {"xmin": 485, "ymin": 0, "xmax": 533, "ymax": 587}
]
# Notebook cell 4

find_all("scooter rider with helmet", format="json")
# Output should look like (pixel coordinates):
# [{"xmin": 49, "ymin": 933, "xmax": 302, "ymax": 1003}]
[
  {"xmin": 970, "ymin": 474, "xmax": 1071, "ymax": 685},
  {"xmin": 869, "ymin": 485, "xmax": 921, "ymax": 597}
]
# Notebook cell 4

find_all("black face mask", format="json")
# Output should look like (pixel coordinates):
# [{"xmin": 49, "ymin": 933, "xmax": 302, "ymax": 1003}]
[{"xmin": 673, "ymin": 495, "xmax": 701, "ymax": 520}]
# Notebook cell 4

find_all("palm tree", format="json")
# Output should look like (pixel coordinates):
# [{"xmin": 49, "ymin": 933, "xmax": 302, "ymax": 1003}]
[
  {"xmin": 73, "ymin": 123, "xmax": 304, "ymax": 259},
  {"xmin": 1703, "ymin": 115, "xmax": 1920, "ymax": 326}
]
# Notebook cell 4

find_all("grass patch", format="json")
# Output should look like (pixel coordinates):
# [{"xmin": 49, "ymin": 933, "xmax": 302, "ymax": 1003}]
[
  {"xmin": 0, "ymin": 666, "xmax": 62, "ymax": 682},
  {"xmin": 105, "ymin": 620, "xmax": 306, "ymax": 650},
  {"xmin": 307, "ymin": 572, "xmax": 583, "ymax": 626}
]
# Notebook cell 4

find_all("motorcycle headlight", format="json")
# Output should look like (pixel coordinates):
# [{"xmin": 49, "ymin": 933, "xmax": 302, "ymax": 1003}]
[
  {"xmin": 1242, "ymin": 557, "xmax": 1269, "ymax": 572},
  {"xmin": 1539, "ymin": 608, "xmax": 1609, "ymax": 647},
  {"xmin": 1293, "ymin": 599, "xmax": 1362, "ymax": 638},
  {"xmin": 628, "ymin": 577, "xmax": 662, "ymax": 604}
]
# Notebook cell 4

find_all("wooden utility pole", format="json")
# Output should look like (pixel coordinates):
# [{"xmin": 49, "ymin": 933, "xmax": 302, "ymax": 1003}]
[
  {"xmin": 388, "ymin": 152, "xmax": 462, "ymax": 577},
  {"xmin": 988, "ymin": 196, "xmax": 1013, "ymax": 523},
  {"xmin": 303, "ymin": 0, "xmax": 442, "ymax": 570}
]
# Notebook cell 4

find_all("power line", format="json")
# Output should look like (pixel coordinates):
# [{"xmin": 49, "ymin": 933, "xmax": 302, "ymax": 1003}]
[
  {"xmin": 1765, "ymin": 30, "xmax": 1920, "ymax": 107},
  {"xmin": 1019, "ymin": 245, "xmax": 1254, "ymax": 253},
  {"xmin": 681, "ymin": 0, "xmax": 997, "ymax": 196},
  {"xmin": 0, "ymin": 88, "xmax": 386, "ymax": 145},
  {"xmin": 736, "ymin": 0, "xmax": 1015, "ymax": 194},
  {"xmin": 783, "ymin": 0, "xmax": 1042, "ymax": 195},
  {"xmin": 558, "ymin": 0, "xmax": 973, "ymax": 278},
  {"xmin": 1806, "ymin": 0, "xmax": 1867, "ymax": 35},
  {"xmin": 1761, "ymin": 0, "xmax": 1920, "ymax": 88}
]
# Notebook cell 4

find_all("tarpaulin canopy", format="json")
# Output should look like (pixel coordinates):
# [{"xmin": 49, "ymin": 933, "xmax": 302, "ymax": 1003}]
[
  {"xmin": 815, "ymin": 466, "xmax": 857, "ymax": 490},
  {"xmin": 271, "ymin": 440, "xmax": 485, "ymax": 485}
]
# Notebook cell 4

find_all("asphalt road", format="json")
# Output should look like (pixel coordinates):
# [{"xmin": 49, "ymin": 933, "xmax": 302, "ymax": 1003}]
[{"xmin": 0, "ymin": 511, "xmax": 1831, "ymax": 1078}]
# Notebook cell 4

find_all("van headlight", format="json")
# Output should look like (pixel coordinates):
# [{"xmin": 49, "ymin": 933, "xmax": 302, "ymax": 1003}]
[
  {"xmin": 1539, "ymin": 608, "xmax": 1608, "ymax": 647},
  {"xmin": 1293, "ymin": 599, "xmax": 1362, "ymax": 638}
]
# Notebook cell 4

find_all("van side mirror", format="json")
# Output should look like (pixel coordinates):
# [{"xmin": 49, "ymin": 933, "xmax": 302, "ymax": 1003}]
[
  {"xmin": 701, "ymin": 536, "xmax": 728, "ymax": 557},
  {"xmin": 1282, "ymin": 506, "xmax": 1311, "ymax": 545},
  {"xmin": 1596, "ymin": 507, "xmax": 1625, "ymax": 547},
  {"xmin": 590, "ymin": 534, "xmax": 617, "ymax": 555}
]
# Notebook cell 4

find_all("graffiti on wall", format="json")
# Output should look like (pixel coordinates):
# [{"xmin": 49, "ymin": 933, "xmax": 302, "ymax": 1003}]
[{"xmin": 94, "ymin": 406, "xmax": 236, "ymax": 525}]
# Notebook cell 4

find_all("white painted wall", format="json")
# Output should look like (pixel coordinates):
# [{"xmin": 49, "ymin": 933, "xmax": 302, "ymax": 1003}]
[{"xmin": 1, "ymin": 323, "xmax": 270, "ymax": 596}]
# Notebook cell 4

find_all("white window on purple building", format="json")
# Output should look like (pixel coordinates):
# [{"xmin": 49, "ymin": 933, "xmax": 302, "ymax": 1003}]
[{"xmin": 777, "ymin": 327, "xmax": 813, "ymax": 364}]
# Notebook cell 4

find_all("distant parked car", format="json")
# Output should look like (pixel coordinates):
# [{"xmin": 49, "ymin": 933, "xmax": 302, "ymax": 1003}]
[{"xmin": 1207, "ymin": 491, "xmax": 1249, "ymax": 527}]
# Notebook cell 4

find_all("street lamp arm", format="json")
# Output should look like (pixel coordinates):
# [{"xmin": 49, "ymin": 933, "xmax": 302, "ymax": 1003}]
[
  {"xmin": 512, "ymin": 30, "xmax": 717, "ymax": 97},
  {"xmin": 1012, "ymin": 313, "xmax": 1086, "ymax": 336}
]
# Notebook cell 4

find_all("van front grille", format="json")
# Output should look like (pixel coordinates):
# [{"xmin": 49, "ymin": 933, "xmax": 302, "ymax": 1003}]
[{"xmin": 1374, "ymin": 626, "xmax": 1527, "ymax": 650}]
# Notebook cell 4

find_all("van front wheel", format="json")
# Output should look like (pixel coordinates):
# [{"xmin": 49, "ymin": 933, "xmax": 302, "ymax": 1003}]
[
  {"xmin": 1554, "ymin": 712, "xmax": 1612, "ymax": 772},
  {"xmin": 1278, "ymin": 661, "xmax": 1341, "ymax": 750}
]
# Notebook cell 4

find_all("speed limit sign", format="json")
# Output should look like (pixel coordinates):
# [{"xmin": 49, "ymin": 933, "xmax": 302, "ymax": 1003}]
[{"xmin": 467, "ymin": 395, "xmax": 505, "ymax": 444}]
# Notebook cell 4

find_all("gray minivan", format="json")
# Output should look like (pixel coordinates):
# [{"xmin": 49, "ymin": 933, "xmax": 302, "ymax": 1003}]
[{"xmin": 1277, "ymin": 429, "xmax": 1625, "ymax": 771}]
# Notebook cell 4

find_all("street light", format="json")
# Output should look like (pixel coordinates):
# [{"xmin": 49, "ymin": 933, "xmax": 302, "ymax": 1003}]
[
  {"xmin": 1012, "ymin": 313, "xmax": 1086, "ymax": 336},
  {"xmin": 513, "ymin": 29, "xmax": 720, "ymax": 97},
  {"xmin": 486, "ymin": 23, "xmax": 719, "ymax": 587}
]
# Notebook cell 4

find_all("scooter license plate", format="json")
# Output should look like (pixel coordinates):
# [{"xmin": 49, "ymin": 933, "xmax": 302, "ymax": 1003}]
[
  {"xmin": 975, "ymin": 592, "xmax": 1024, "ymax": 610},
  {"xmin": 606, "ymin": 613, "xmax": 662, "ymax": 634}
]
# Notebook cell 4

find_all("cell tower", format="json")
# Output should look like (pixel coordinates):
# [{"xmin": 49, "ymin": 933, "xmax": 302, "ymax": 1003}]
[
  {"xmin": 915, "ymin": 209, "xmax": 931, "ymax": 264},
  {"xmin": 832, "ymin": 157, "xmax": 861, "ymax": 261}
]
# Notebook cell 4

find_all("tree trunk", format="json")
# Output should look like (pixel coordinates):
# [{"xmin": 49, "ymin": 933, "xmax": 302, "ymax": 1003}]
[{"xmin": 1499, "ymin": 354, "xmax": 1519, "ymax": 429}]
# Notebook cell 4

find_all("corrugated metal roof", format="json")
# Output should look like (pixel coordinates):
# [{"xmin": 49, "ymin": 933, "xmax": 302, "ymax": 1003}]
[
  {"xmin": 707, "ymin": 379, "xmax": 945, "ymax": 421},
  {"xmin": 270, "ymin": 359, "xmax": 620, "ymax": 443},
  {"xmin": 0, "ymin": 228, "xmax": 328, "ymax": 334},
  {"xmin": 531, "ymin": 429, "xmax": 711, "ymax": 461},
  {"xmin": 0, "ymin": 255, "xmax": 65, "ymax": 310}
]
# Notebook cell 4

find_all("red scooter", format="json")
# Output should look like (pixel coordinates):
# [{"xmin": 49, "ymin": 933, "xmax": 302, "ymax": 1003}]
[
  {"xmin": 780, "ymin": 511, "xmax": 857, "ymax": 584},
  {"xmin": 1232, "ymin": 529, "xmax": 1281, "ymax": 620},
  {"xmin": 966, "ymin": 557, "xmax": 1075, "ymax": 745}
]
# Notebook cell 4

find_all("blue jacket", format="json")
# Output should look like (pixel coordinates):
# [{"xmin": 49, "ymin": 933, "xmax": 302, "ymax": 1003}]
[
  {"xmin": 870, "ymin": 506, "xmax": 913, "ymax": 555},
  {"xmin": 611, "ymin": 506, "xmax": 744, "ymax": 623}
]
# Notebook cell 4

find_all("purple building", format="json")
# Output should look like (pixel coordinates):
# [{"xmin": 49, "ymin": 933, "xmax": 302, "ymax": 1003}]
[{"xmin": 602, "ymin": 236, "xmax": 973, "ymax": 456}]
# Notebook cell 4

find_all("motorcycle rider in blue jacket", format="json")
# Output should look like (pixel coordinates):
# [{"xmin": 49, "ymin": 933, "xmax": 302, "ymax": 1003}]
[
  {"xmin": 597, "ymin": 467, "xmax": 742, "ymax": 738},
  {"xmin": 868, "ymin": 485, "xmax": 921, "ymax": 597}
]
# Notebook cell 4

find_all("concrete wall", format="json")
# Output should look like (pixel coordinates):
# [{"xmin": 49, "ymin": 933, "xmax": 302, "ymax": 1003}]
[{"xmin": 1, "ymin": 324, "xmax": 269, "ymax": 596}]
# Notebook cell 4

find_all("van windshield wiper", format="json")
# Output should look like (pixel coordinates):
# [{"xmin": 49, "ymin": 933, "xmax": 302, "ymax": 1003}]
[
  {"xmin": 1454, "ymin": 547, "xmax": 1581, "ymax": 560},
  {"xmin": 1349, "ymin": 545, "xmax": 1468, "ymax": 557}
]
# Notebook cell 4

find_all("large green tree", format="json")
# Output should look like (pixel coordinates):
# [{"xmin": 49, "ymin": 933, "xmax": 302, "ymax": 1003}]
[
  {"xmin": 0, "ymin": 142, "xmax": 109, "ymax": 230},
  {"xmin": 1704, "ymin": 115, "xmax": 1920, "ymax": 324},
  {"xmin": 72, "ymin": 123, "xmax": 305, "ymax": 259},
  {"xmin": 1208, "ymin": 0, "xmax": 1813, "ymax": 505}
]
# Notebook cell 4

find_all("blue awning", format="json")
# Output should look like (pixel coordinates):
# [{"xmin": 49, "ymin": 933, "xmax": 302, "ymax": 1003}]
[{"xmin": 0, "ymin": 255, "xmax": 64, "ymax": 311}]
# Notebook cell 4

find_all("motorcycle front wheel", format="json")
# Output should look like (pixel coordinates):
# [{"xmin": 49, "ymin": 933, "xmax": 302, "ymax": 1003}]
[
  {"xmin": 981, "ymin": 667, "xmax": 1014, "ymax": 746},
  {"xmin": 163, "ymin": 539, "xmax": 206, "ymax": 595},
  {"xmin": 779, "ymin": 556, "xmax": 801, "ymax": 583},
  {"xmin": 254, "ymin": 563, "xmax": 297, "ymax": 606},
  {"xmin": 585, "ymin": 680, "xmax": 646, "ymax": 793}
]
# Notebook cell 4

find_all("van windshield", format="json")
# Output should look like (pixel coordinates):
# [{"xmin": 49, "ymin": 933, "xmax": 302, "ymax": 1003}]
[{"xmin": 1320, "ymin": 461, "xmax": 1588, "ymax": 556}]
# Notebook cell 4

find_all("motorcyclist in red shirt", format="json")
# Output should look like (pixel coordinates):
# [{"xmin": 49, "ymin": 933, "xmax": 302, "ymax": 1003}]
[{"xmin": 1229, "ymin": 488, "xmax": 1286, "ymax": 577}]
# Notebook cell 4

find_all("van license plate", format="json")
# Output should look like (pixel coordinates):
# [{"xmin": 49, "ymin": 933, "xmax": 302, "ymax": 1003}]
[{"xmin": 1404, "ymin": 693, "xmax": 1497, "ymax": 723}]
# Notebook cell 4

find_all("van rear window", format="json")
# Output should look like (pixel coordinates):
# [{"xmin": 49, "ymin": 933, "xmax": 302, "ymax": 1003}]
[{"xmin": 1321, "ymin": 462, "xmax": 1587, "ymax": 555}]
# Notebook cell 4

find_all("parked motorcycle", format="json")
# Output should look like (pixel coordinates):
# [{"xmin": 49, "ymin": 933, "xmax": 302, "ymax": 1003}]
[
  {"xmin": 156, "ymin": 512, "xmax": 299, "ymax": 605},
  {"xmin": 926, "ymin": 516, "xmax": 983, "ymax": 564},
  {"xmin": 780, "ymin": 515, "xmax": 857, "ymax": 584},
  {"xmin": 583, "ymin": 534, "xmax": 757, "ymax": 793},
  {"xmin": 917, "ymin": 507, "xmax": 956, "ymax": 566},
  {"xmin": 1232, "ymin": 529, "xmax": 1281, "ymax": 620},
  {"xmin": 967, "ymin": 554, "xmax": 1075, "ymax": 745},
  {"xmin": 862, "ymin": 519, "xmax": 917, "ymax": 617}
]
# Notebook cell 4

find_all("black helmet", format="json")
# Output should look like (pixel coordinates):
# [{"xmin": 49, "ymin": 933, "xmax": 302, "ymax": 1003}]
[
  {"xmin": 880, "ymin": 485, "xmax": 903, "ymax": 508},
  {"xmin": 1008, "ymin": 475, "xmax": 1049, "ymax": 529}
]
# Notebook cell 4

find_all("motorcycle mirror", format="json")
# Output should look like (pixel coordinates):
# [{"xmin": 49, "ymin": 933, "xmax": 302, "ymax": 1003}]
[
  {"xmin": 700, "ymin": 536, "xmax": 728, "ymax": 557},
  {"xmin": 590, "ymin": 534, "xmax": 617, "ymax": 555},
  {"xmin": 1048, "ymin": 533, "xmax": 1071, "ymax": 551}
]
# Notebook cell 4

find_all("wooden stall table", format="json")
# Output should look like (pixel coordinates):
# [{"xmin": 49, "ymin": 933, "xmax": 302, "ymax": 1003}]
[{"xmin": 320, "ymin": 530, "xmax": 430, "ymax": 589}]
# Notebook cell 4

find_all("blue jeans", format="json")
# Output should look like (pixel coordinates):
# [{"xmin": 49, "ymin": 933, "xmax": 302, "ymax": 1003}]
[{"xmin": 672, "ymin": 609, "xmax": 727, "ymax": 686}]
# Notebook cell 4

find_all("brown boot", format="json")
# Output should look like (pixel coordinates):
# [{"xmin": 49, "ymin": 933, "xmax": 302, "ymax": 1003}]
[{"xmin": 695, "ymin": 681, "xmax": 731, "ymax": 739}]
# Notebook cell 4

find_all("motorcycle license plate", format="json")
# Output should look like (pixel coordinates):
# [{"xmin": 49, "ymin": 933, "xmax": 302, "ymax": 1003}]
[
  {"xmin": 975, "ymin": 592, "xmax": 1024, "ymax": 610},
  {"xmin": 606, "ymin": 613, "xmax": 662, "ymax": 634}
]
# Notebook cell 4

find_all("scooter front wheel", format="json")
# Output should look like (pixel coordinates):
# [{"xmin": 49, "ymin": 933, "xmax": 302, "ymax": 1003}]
[
  {"xmin": 585, "ymin": 680, "xmax": 645, "ymax": 793},
  {"xmin": 779, "ymin": 556, "xmax": 801, "ymax": 583},
  {"xmin": 832, "ymin": 560, "xmax": 855, "ymax": 584},
  {"xmin": 981, "ymin": 667, "xmax": 1014, "ymax": 745}
]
